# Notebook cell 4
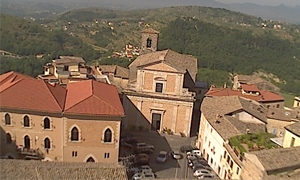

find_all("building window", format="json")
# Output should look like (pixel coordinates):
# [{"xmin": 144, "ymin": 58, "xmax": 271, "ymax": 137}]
[
  {"xmin": 71, "ymin": 127, "xmax": 79, "ymax": 141},
  {"xmin": 72, "ymin": 151, "xmax": 77, "ymax": 157},
  {"xmin": 104, "ymin": 128, "xmax": 112, "ymax": 142},
  {"xmin": 236, "ymin": 167, "xmax": 240, "ymax": 175},
  {"xmin": 63, "ymin": 65, "xmax": 68, "ymax": 71},
  {"xmin": 5, "ymin": 113, "xmax": 11, "ymax": 125},
  {"xmin": 224, "ymin": 151, "xmax": 227, "ymax": 158},
  {"xmin": 291, "ymin": 137, "xmax": 295, "ymax": 147},
  {"xmin": 104, "ymin": 153, "xmax": 110, "ymax": 158},
  {"xmin": 86, "ymin": 157, "xmax": 95, "ymax": 162},
  {"xmin": 24, "ymin": 135, "xmax": 30, "ymax": 149},
  {"xmin": 6, "ymin": 133, "xmax": 12, "ymax": 144},
  {"xmin": 44, "ymin": 118, "xmax": 50, "ymax": 129},
  {"xmin": 44, "ymin": 137, "xmax": 51, "ymax": 149},
  {"xmin": 146, "ymin": 38, "xmax": 152, "ymax": 48},
  {"xmin": 272, "ymin": 128, "xmax": 277, "ymax": 135},
  {"xmin": 211, "ymin": 158, "xmax": 213, "ymax": 164},
  {"xmin": 23, "ymin": 115, "xmax": 30, "ymax": 127},
  {"xmin": 230, "ymin": 160, "xmax": 233, "ymax": 169},
  {"xmin": 227, "ymin": 155, "xmax": 230, "ymax": 164},
  {"xmin": 155, "ymin": 82, "xmax": 163, "ymax": 93},
  {"xmin": 276, "ymin": 104, "xmax": 280, "ymax": 108}
]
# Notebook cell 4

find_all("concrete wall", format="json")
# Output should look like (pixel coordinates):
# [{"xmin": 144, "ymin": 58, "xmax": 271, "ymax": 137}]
[
  {"xmin": 123, "ymin": 95, "xmax": 193, "ymax": 136},
  {"xmin": 266, "ymin": 119, "xmax": 294, "ymax": 137},
  {"xmin": 0, "ymin": 112, "xmax": 63, "ymax": 161},
  {"xmin": 241, "ymin": 153, "xmax": 265, "ymax": 180},
  {"xmin": 63, "ymin": 118, "xmax": 120, "ymax": 163},
  {"xmin": 234, "ymin": 111, "xmax": 265, "ymax": 124},
  {"xmin": 282, "ymin": 130, "xmax": 300, "ymax": 148},
  {"xmin": 0, "ymin": 111, "xmax": 121, "ymax": 163}
]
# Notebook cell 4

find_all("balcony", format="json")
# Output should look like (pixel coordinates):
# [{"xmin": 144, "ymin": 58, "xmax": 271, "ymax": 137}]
[{"xmin": 17, "ymin": 146, "xmax": 44, "ymax": 160}]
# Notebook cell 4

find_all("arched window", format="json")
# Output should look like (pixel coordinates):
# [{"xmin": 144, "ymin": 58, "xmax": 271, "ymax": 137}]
[
  {"xmin": 6, "ymin": 133, "xmax": 12, "ymax": 144},
  {"xmin": 104, "ymin": 128, "xmax": 112, "ymax": 142},
  {"xmin": 44, "ymin": 138, "xmax": 51, "ymax": 149},
  {"xmin": 86, "ymin": 157, "xmax": 95, "ymax": 162},
  {"xmin": 146, "ymin": 38, "xmax": 152, "ymax": 48},
  {"xmin": 23, "ymin": 115, "xmax": 30, "ymax": 127},
  {"xmin": 5, "ymin": 113, "xmax": 11, "ymax": 125},
  {"xmin": 71, "ymin": 127, "xmax": 79, "ymax": 141},
  {"xmin": 44, "ymin": 118, "xmax": 50, "ymax": 129},
  {"xmin": 24, "ymin": 135, "xmax": 30, "ymax": 149}
]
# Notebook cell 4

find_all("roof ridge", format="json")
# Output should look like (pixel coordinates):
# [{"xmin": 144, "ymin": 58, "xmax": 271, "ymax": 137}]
[
  {"xmin": 64, "ymin": 94, "xmax": 93, "ymax": 111},
  {"xmin": 92, "ymin": 94, "xmax": 123, "ymax": 115},
  {"xmin": 43, "ymin": 81, "xmax": 65, "ymax": 111},
  {"xmin": 0, "ymin": 75, "xmax": 23, "ymax": 93}
]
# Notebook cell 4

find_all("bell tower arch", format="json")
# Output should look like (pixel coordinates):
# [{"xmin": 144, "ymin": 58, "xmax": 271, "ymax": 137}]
[{"xmin": 140, "ymin": 28, "xmax": 159, "ymax": 55}]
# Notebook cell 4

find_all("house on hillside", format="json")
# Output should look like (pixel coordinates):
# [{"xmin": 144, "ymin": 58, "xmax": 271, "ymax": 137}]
[
  {"xmin": 38, "ymin": 56, "xmax": 89, "ymax": 85},
  {"xmin": 206, "ymin": 86, "xmax": 284, "ymax": 109},
  {"xmin": 122, "ymin": 29, "xmax": 197, "ymax": 137},
  {"xmin": 0, "ymin": 71, "xmax": 124, "ymax": 163},
  {"xmin": 233, "ymin": 74, "xmax": 280, "ymax": 93},
  {"xmin": 196, "ymin": 96, "xmax": 268, "ymax": 180}
]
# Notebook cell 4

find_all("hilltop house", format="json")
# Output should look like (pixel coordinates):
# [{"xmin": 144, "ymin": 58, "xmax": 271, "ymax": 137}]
[
  {"xmin": 38, "ymin": 56, "xmax": 89, "ymax": 85},
  {"xmin": 122, "ymin": 28, "xmax": 197, "ymax": 137},
  {"xmin": 206, "ymin": 85, "xmax": 284, "ymax": 109},
  {"xmin": 294, "ymin": 96, "xmax": 300, "ymax": 107},
  {"xmin": 0, "ymin": 71, "xmax": 124, "ymax": 163}
]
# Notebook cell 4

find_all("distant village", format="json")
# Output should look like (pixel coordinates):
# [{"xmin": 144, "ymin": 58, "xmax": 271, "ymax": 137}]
[{"xmin": 1, "ymin": 28, "xmax": 300, "ymax": 180}]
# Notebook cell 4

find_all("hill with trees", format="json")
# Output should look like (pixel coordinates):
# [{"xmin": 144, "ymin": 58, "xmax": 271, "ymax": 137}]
[{"xmin": 1, "ymin": 6, "xmax": 300, "ymax": 95}]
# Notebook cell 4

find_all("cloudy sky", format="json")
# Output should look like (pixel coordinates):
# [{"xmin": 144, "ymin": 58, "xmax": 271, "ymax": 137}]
[{"xmin": 215, "ymin": 0, "xmax": 299, "ymax": 6}]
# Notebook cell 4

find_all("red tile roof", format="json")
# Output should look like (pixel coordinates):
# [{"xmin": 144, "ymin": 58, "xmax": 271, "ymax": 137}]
[
  {"xmin": 240, "ymin": 84, "xmax": 260, "ymax": 92},
  {"xmin": 65, "ymin": 80, "xmax": 124, "ymax": 116},
  {"xmin": 206, "ymin": 88, "xmax": 284, "ymax": 102},
  {"xmin": 0, "ymin": 71, "xmax": 124, "ymax": 117},
  {"xmin": 0, "ymin": 72, "xmax": 66, "ymax": 113}
]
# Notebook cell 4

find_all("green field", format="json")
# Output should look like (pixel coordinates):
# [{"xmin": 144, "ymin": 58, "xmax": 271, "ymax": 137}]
[{"xmin": 281, "ymin": 93, "xmax": 295, "ymax": 108}]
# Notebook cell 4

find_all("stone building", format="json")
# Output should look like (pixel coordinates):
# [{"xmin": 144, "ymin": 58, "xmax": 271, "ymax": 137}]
[
  {"xmin": 0, "ymin": 71, "xmax": 124, "ymax": 163},
  {"xmin": 122, "ymin": 29, "xmax": 197, "ymax": 136},
  {"xmin": 140, "ymin": 28, "xmax": 159, "ymax": 55}
]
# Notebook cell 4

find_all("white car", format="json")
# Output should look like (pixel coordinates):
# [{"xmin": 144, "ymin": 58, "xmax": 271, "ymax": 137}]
[
  {"xmin": 197, "ymin": 174, "xmax": 214, "ymax": 179},
  {"xmin": 191, "ymin": 150, "xmax": 202, "ymax": 157},
  {"xmin": 193, "ymin": 169, "xmax": 212, "ymax": 177},
  {"xmin": 136, "ymin": 143, "xmax": 154, "ymax": 150},
  {"xmin": 170, "ymin": 151, "xmax": 182, "ymax": 159},
  {"xmin": 132, "ymin": 172, "xmax": 143, "ymax": 180},
  {"xmin": 141, "ymin": 165, "xmax": 152, "ymax": 172},
  {"xmin": 156, "ymin": 151, "xmax": 168, "ymax": 163}
]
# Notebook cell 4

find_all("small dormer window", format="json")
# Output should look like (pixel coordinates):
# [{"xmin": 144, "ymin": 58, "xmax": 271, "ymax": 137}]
[{"xmin": 63, "ymin": 65, "xmax": 69, "ymax": 71}]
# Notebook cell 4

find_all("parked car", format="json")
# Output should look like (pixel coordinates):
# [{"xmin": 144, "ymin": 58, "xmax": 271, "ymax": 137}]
[
  {"xmin": 197, "ymin": 174, "xmax": 214, "ymax": 179},
  {"xmin": 156, "ymin": 151, "xmax": 168, "ymax": 163},
  {"xmin": 132, "ymin": 171, "xmax": 156, "ymax": 180},
  {"xmin": 140, "ymin": 165, "xmax": 153, "ymax": 172},
  {"xmin": 180, "ymin": 145, "xmax": 194, "ymax": 153},
  {"xmin": 186, "ymin": 153, "xmax": 198, "ymax": 161},
  {"xmin": 189, "ymin": 159, "xmax": 209, "ymax": 167},
  {"xmin": 193, "ymin": 169, "xmax": 212, "ymax": 177},
  {"xmin": 135, "ymin": 147, "xmax": 154, "ymax": 155},
  {"xmin": 193, "ymin": 163, "xmax": 211, "ymax": 171},
  {"xmin": 132, "ymin": 172, "xmax": 143, "ymax": 180},
  {"xmin": 135, "ymin": 153, "xmax": 150, "ymax": 166},
  {"xmin": 121, "ymin": 140, "xmax": 133, "ymax": 149},
  {"xmin": 121, "ymin": 133, "xmax": 138, "ymax": 145},
  {"xmin": 136, "ymin": 143, "xmax": 154, "ymax": 150},
  {"xmin": 190, "ymin": 150, "xmax": 202, "ymax": 158},
  {"xmin": 170, "ymin": 151, "xmax": 183, "ymax": 159}
]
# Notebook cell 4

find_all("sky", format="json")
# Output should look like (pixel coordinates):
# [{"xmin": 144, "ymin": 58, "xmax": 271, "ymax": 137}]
[{"xmin": 215, "ymin": 0, "xmax": 300, "ymax": 6}]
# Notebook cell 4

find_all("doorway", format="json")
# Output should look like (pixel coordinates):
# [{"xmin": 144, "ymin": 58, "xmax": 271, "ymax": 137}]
[
  {"xmin": 151, "ymin": 113, "xmax": 161, "ymax": 130},
  {"xmin": 24, "ymin": 135, "xmax": 30, "ymax": 149}
]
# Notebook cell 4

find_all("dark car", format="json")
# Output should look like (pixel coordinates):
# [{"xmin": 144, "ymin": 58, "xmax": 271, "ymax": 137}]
[
  {"xmin": 135, "ymin": 148, "xmax": 154, "ymax": 155},
  {"xmin": 135, "ymin": 153, "xmax": 150, "ymax": 166},
  {"xmin": 180, "ymin": 145, "xmax": 195, "ymax": 153}
]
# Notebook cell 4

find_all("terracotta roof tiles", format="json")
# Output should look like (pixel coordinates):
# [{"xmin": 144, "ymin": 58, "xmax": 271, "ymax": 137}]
[{"xmin": 285, "ymin": 121, "xmax": 300, "ymax": 137}]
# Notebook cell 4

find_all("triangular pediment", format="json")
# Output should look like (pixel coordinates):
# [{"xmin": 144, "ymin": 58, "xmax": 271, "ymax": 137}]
[{"xmin": 142, "ymin": 62, "xmax": 180, "ymax": 73}]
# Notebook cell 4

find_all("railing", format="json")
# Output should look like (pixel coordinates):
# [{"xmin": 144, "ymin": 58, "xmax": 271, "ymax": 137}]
[{"xmin": 17, "ymin": 146, "xmax": 44, "ymax": 159}]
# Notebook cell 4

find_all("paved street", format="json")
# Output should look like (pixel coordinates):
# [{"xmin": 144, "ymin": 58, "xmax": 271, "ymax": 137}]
[{"xmin": 124, "ymin": 130, "xmax": 197, "ymax": 179}]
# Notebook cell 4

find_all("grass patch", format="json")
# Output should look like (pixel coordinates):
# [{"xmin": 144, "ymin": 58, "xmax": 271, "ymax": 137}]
[
  {"xmin": 229, "ymin": 132, "xmax": 279, "ymax": 156},
  {"xmin": 281, "ymin": 93, "xmax": 295, "ymax": 108}
]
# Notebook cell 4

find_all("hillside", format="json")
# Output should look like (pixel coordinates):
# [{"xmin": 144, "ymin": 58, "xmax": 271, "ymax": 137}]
[{"xmin": 1, "ymin": 6, "xmax": 300, "ymax": 95}]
